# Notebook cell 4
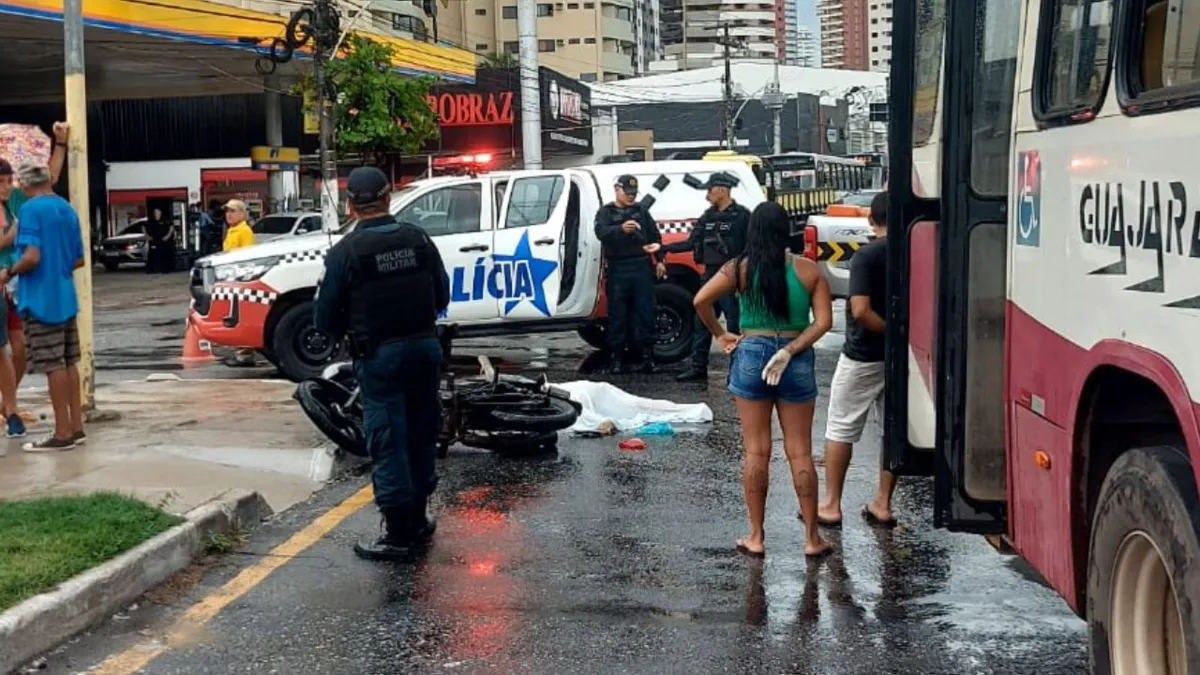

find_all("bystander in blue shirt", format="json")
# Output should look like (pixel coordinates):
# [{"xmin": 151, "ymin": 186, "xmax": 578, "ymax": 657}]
[{"xmin": 16, "ymin": 194, "xmax": 83, "ymax": 325}]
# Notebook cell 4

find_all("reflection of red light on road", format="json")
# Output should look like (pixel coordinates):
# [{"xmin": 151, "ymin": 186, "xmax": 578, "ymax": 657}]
[
  {"xmin": 469, "ymin": 559, "xmax": 498, "ymax": 576},
  {"xmin": 457, "ymin": 486, "xmax": 493, "ymax": 506}
]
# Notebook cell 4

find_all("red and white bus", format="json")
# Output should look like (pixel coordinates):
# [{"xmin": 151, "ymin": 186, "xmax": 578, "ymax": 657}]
[{"xmin": 886, "ymin": 0, "xmax": 1200, "ymax": 672}]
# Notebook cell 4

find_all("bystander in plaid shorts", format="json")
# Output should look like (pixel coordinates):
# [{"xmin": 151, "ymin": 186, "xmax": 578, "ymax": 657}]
[{"xmin": 24, "ymin": 314, "xmax": 80, "ymax": 374}]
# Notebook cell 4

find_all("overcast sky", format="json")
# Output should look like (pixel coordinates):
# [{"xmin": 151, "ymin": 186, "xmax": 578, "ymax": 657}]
[{"xmin": 797, "ymin": 0, "xmax": 816, "ymax": 32}]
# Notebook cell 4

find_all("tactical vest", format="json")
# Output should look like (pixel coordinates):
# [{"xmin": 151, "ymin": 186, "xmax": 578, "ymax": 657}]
[
  {"xmin": 345, "ymin": 228, "xmax": 437, "ymax": 356},
  {"xmin": 700, "ymin": 216, "xmax": 733, "ymax": 266}
]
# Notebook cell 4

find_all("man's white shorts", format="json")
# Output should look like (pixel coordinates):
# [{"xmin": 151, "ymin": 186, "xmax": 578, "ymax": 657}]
[{"xmin": 824, "ymin": 353, "xmax": 886, "ymax": 444}]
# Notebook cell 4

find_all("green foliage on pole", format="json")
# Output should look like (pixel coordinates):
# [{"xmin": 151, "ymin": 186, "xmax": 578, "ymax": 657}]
[{"xmin": 295, "ymin": 34, "xmax": 440, "ymax": 159}]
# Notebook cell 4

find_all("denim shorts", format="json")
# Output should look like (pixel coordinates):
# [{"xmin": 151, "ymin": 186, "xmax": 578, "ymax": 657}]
[{"xmin": 727, "ymin": 335, "xmax": 817, "ymax": 403}]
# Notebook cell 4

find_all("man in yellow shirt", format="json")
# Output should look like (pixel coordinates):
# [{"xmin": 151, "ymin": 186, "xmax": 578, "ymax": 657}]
[
  {"xmin": 222, "ymin": 199, "xmax": 255, "ymax": 251},
  {"xmin": 220, "ymin": 199, "xmax": 257, "ymax": 366}
]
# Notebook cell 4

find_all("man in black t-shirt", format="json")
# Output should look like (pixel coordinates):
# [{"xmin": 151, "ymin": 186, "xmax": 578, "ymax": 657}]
[{"xmin": 817, "ymin": 192, "xmax": 898, "ymax": 529}]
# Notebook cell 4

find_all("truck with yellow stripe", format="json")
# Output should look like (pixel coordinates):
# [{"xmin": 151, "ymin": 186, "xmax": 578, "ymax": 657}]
[{"xmin": 702, "ymin": 150, "xmax": 871, "ymax": 298}]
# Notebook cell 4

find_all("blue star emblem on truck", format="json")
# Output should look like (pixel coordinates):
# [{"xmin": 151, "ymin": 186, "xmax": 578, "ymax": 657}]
[
  {"xmin": 447, "ymin": 230, "xmax": 559, "ymax": 317},
  {"xmin": 493, "ymin": 231, "xmax": 558, "ymax": 316}
]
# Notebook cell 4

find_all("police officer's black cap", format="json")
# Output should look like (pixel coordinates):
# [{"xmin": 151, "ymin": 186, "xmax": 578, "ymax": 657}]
[
  {"xmin": 702, "ymin": 171, "xmax": 738, "ymax": 189},
  {"xmin": 347, "ymin": 166, "xmax": 391, "ymax": 206},
  {"xmin": 614, "ymin": 174, "xmax": 639, "ymax": 194}
]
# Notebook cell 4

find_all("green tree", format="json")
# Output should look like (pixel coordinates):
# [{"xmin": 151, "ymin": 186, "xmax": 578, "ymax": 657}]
[
  {"xmin": 482, "ymin": 51, "xmax": 517, "ymax": 69},
  {"xmin": 296, "ymin": 35, "xmax": 440, "ymax": 160}
]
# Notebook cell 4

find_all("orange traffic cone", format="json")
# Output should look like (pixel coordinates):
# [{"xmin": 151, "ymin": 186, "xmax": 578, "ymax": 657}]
[{"xmin": 181, "ymin": 319, "xmax": 215, "ymax": 363}]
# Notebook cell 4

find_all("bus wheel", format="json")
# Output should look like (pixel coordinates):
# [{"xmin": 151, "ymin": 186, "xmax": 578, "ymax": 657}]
[{"xmin": 1088, "ymin": 446, "xmax": 1200, "ymax": 675}]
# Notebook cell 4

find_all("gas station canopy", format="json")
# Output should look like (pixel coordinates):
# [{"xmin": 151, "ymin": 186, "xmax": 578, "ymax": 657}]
[{"xmin": 0, "ymin": 0, "xmax": 476, "ymax": 104}]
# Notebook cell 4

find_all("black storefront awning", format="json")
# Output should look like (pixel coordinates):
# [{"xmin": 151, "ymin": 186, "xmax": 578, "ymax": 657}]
[{"xmin": 425, "ymin": 66, "xmax": 593, "ymax": 157}]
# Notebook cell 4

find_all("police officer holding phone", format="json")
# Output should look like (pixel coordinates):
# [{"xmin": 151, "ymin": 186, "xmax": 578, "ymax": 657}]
[
  {"xmin": 594, "ymin": 174, "xmax": 665, "ymax": 374},
  {"xmin": 668, "ymin": 171, "xmax": 750, "ymax": 382},
  {"xmin": 314, "ymin": 166, "xmax": 450, "ymax": 562}
]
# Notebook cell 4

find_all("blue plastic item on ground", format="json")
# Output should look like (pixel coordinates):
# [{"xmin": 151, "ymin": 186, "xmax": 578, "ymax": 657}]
[{"xmin": 634, "ymin": 422, "xmax": 675, "ymax": 436}]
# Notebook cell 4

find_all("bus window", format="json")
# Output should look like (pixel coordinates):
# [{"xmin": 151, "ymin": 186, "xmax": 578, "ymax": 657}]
[
  {"xmin": 970, "ymin": 0, "xmax": 1021, "ymax": 195},
  {"xmin": 1038, "ymin": 0, "xmax": 1113, "ymax": 115},
  {"xmin": 1140, "ymin": 0, "xmax": 1200, "ymax": 91},
  {"xmin": 913, "ymin": 0, "xmax": 947, "ymax": 146}
]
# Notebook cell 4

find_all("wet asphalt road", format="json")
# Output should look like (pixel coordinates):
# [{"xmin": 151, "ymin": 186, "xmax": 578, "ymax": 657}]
[{"xmin": 36, "ymin": 269, "xmax": 1091, "ymax": 674}]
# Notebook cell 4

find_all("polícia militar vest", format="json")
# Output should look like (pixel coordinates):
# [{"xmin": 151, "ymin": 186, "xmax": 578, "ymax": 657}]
[
  {"xmin": 345, "ymin": 227, "xmax": 438, "ymax": 354},
  {"xmin": 699, "ymin": 203, "xmax": 748, "ymax": 266}
]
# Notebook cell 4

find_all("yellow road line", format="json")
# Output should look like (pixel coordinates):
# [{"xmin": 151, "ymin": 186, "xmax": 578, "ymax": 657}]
[{"xmin": 92, "ymin": 485, "xmax": 375, "ymax": 675}]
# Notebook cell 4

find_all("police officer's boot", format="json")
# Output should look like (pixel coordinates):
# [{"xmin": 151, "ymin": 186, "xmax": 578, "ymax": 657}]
[
  {"xmin": 639, "ymin": 352, "xmax": 658, "ymax": 374},
  {"xmin": 411, "ymin": 495, "xmax": 437, "ymax": 541},
  {"xmin": 676, "ymin": 361, "xmax": 708, "ymax": 382},
  {"xmin": 606, "ymin": 352, "xmax": 631, "ymax": 374},
  {"xmin": 353, "ymin": 508, "xmax": 414, "ymax": 561}
]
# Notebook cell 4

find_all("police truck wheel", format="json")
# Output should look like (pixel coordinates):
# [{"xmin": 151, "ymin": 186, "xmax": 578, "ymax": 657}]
[
  {"xmin": 1087, "ymin": 445, "xmax": 1200, "ymax": 675},
  {"xmin": 577, "ymin": 323, "xmax": 608, "ymax": 352},
  {"xmin": 652, "ymin": 282, "xmax": 694, "ymax": 364},
  {"xmin": 272, "ymin": 300, "xmax": 345, "ymax": 383}
]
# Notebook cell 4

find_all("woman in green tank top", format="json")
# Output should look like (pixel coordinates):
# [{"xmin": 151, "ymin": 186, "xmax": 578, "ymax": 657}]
[{"xmin": 693, "ymin": 202, "xmax": 834, "ymax": 558}]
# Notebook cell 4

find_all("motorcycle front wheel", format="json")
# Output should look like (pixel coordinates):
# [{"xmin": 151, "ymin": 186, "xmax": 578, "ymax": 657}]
[{"xmin": 294, "ymin": 378, "xmax": 368, "ymax": 457}]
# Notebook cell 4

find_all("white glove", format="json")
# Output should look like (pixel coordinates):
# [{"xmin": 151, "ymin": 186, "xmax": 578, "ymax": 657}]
[{"xmin": 761, "ymin": 349, "xmax": 793, "ymax": 386}]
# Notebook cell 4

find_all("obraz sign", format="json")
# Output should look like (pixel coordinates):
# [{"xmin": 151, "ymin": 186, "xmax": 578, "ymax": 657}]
[{"xmin": 425, "ymin": 92, "xmax": 515, "ymax": 127}]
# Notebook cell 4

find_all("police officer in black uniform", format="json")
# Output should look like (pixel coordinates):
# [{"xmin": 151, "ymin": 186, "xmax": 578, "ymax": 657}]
[
  {"xmin": 314, "ymin": 166, "xmax": 450, "ymax": 561},
  {"xmin": 594, "ymin": 174, "xmax": 665, "ymax": 373},
  {"xmin": 667, "ymin": 171, "xmax": 751, "ymax": 382}
]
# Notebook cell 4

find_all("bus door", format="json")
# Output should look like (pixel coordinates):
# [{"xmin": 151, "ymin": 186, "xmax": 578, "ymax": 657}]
[{"xmin": 886, "ymin": 0, "xmax": 1019, "ymax": 533}]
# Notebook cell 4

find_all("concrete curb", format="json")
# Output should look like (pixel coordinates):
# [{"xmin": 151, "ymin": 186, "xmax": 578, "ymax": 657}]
[{"xmin": 0, "ymin": 489, "xmax": 274, "ymax": 674}]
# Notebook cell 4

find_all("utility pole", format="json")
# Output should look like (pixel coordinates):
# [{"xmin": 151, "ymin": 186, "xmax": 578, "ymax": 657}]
[
  {"xmin": 313, "ymin": 0, "xmax": 340, "ymax": 231},
  {"xmin": 681, "ymin": 1, "xmax": 688, "ymax": 71},
  {"xmin": 64, "ymin": 0, "xmax": 95, "ymax": 409},
  {"xmin": 517, "ymin": 0, "xmax": 543, "ymax": 169},
  {"xmin": 764, "ymin": 58, "xmax": 785, "ymax": 155},
  {"xmin": 721, "ymin": 23, "xmax": 735, "ymax": 150}
]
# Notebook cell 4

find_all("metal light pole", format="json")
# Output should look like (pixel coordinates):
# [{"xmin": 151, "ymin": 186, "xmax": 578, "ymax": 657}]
[
  {"xmin": 517, "ymin": 0, "xmax": 543, "ymax": 169},
  {"xmin": 314, "ymin": 0, "xmax": 339, "ymax": 231},
  {"xmin": 64, "ymin": 0, "xmax": 95, "ymax": 409},
  {"xmin": 764, "ymin": 59, "xmax": 785, "ymax": 154}
]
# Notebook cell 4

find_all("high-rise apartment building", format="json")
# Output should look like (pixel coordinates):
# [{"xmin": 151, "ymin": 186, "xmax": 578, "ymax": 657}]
[
  {"xmin": 657, "ymin": 0, "xmax": 796, "ymax": 67},
  {"xmin": 437, "ymin": 0, "xmax": 650, "ymax": 81},
  {"xmin": 866, "ymin": 0, "xmax": 893, "ymax": 73},
  {"xmin": 793, "ymin": 25, "xmax": 818, "ymax": 67},
  {"xmin": 818, "ymin": 0, "xmax": 867, "ymax": 70},
  {"xmin": 817, "ymin": 0, "xmax": 891, "ymax": 72}
]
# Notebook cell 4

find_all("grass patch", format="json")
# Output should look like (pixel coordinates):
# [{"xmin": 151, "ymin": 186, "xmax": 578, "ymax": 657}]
[{"xmin": 0, "ymin": 493, "xmax": 183, "ymax": 611}]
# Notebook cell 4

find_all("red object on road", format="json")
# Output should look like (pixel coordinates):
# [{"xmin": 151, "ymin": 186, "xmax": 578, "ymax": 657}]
[{"xmin": 618, "ymin": 438, "xmax": 647, "ymax": 451}]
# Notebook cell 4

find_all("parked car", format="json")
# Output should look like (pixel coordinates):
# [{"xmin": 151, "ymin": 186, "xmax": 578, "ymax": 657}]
[
  {"xmin": 251, "ymin": 211, "xmax": 324, "ymax": 243},
  {"xmin": 98, "ymin": 219, "xmax": 148, "ymax": 271}
]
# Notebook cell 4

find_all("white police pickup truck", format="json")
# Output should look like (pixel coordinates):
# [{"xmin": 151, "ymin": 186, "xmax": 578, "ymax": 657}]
[{"xmin": 189, "ymin": 160, "xmax": 766, "ymax": 382}]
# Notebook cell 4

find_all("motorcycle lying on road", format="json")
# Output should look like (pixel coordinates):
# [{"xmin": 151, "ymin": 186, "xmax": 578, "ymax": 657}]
[{"xmin": 293, "ymin": 324, "xmax": 582, "ymax": 458}]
